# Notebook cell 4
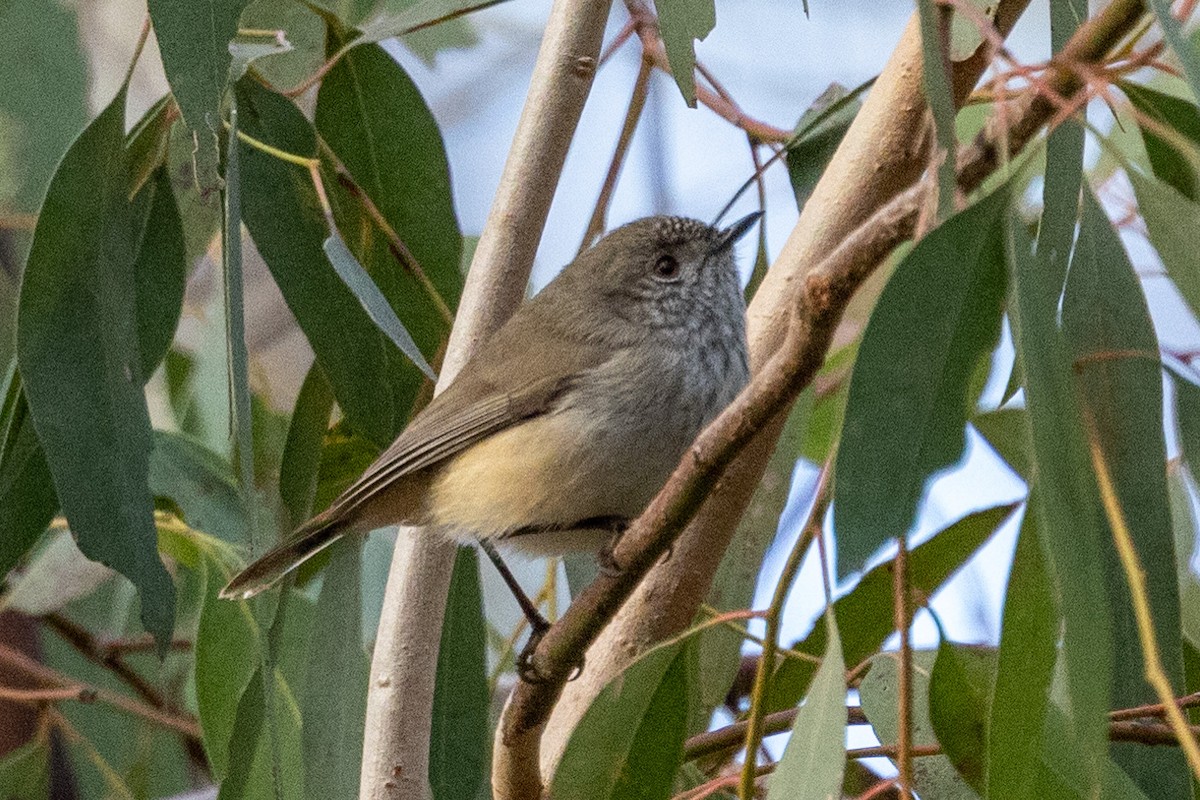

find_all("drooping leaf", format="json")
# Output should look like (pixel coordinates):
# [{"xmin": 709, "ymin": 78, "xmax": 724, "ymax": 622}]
[
  {"xmin": 550, "ymin": 639, "xmax": 694, "ymax": 800},
  {"xmin": 132, "ymin": 168, "xmax": 187, "ymax": 378},
  {"xmin": 930, "ymin": 638, "xmax": 990, "ymax": 793},
  {"xmin": 324, "ymin": 234, "xmax": 437, "ymax": 380},
  {"xmin": 303, "ymin": 538, "xmax": 369, "ymax": 800},
  {"xmin": 279, "ymin": 365, "xmax": 336, "ymax": 531},
  {"xmin": 768, "ymin": 504, "xmax": 1017, "ymax": 713},
  {"xmin": 986, "ymin": 507, "xmax": 1059, "ymax": 799},
  {"xmin": 235, "ymin": 78, "xmax": 414, "ymax": 448},
  {"xmin": 147, "ymin": 0, "xmax": 251, "ymax": 193},
  {"xmin": 766, "ymin": 609, "xmax": 846, "ymax": 800},
  {"xmin": 16, "ymin": 88, "xmax": 175, "ymax": 648},
  {"xmin": 834, "ymin": 186, "xmax": 1009, "ymax": 577},
  {"xmin": 1061, "ymin": 189, "xmax": 1188, "ymax": 797},
  {"xmin": 656, "ymin": 0, "xmax": 715, "ymax": 106},
  {"xmin": 357, "ymin": 0, "xmax": 508, "ymax": 45},
  {"xmin": 0, "ymin": 364, "xmax": 56, "ymax": 577},
  {"xmin": 917, "ymin": 0, "xmax": 957, "ymax": 217},
  {"xmin": 1167, "ymin": 467, "xmax": 1200, "ymax": 684},
  {"xmin": 238, "ymin": 0, "xmax": 327, "ymax": 89},
  {"xmin": 784, "ymin": 83, "xmax": 862, "ymax": 213},
  {"xmin": 1121, "ymin": 82, "xmax": 1200, "ymax": 201},
  {"xmin": 0, "ymin": 738, "xmax": 49, "ymax": 799},
  {"xmin": 1129, "ymin": 169, "xmax": 1200, "ymax": 319},
  {"xmin": 125, "ymin": 95, "xmax": 175, "ymax": 198},
  {"xmin": 429, "ymin": 547, "xmax": 489, "ymax": 800},
  {"xmin": 1007, "ymin": 213, "xmax": 1112, "ymax": 795},
  {"xmin": 0, "ymin": 0, "xmax": 88, "ymax": 212},
  {"xmin": 217, "ymin": 664, "xmax": 305, "ymax": 800},
  {"xmin": 149, "ymin": 430, "xmax": 248, "ymax": 542},
  {"xmin": 859, "ymin": 649, "xmax": 984, "ymax": 798}
]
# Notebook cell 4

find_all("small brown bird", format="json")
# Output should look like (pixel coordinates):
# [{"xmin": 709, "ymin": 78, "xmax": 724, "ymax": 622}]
[{"xmin": 221, "ymin": 212, "xmax": 758, "ymax": 602}]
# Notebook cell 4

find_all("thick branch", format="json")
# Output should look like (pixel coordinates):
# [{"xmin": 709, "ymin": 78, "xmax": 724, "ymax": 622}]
[
  {"xmin": 358, "ymin": 1, "xmax": 613, "ymax": 798},
  {"xmin": 513, "ymin": 0, "xmax": 1149, "ymax": 791}
]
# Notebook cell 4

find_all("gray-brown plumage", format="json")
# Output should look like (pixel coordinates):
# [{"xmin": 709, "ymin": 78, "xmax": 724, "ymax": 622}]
[{"xmin": 220, "ymin": 213, "xmax": 757, "ymax": 600}]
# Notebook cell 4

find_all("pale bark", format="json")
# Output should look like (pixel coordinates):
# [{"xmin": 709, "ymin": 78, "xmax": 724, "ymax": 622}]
[
  {"xmin": 537, "ymin": 0, "xmax": 1032, "ymax": 779},
  {"xmin": 358, "ymin": 0, "xmax": 613, "ymax": 796}
]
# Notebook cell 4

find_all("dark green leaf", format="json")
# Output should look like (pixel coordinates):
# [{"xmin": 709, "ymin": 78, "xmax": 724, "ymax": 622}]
[
  {"xmin": 16, "ymin": 88, "xmax": 175, "ymax": 649},
  {"xmin": 769, "ymin": 504, "xmax": 1017, "ymax": 712},
  {"xmin": 834, "ymin": 186, "xmax": 1009, "ymax": 577},
  {"xmin": 150, "ymin": 430, "xmax": 248, "ymax": 543},
  {"xmin": 930, "ymin": 638, "xmax": 989, "ymax": 793},
  {"xmin": 279, "ymin": 365, "xmax": 335, "ymax": 531},
  {"xmin": 1039, "ymin": 704, "xmax": 1151, "ymax": 800},
  {"xmin": 1121, "ymin": 82, "xmax": 1200, "ymax": 201},
  {"xmin": 0, "ymin": 364, "xmax": 56, "ymax": 577},
  {"xmin": 551, "ymin": 639, "xmax": 694, "ymax": 800},
  {"xmin": 656, "ymin": 0, "xmax": 715, "ymax": 106},
  {"xmin": 917, "ymin": 0, "xmax": 957, "ymax": 217},
  {"xmin": 235, "ymin": 78, "xmax": 413, "ymax": 448},
  {"xmin": 324, "ymin": 234, "xmax": 437, "ymax": 379},
  {"xmin": 238, "ymin": 0, "xmax": 327, "ymax": 90},
  {"xmin": 132, "ymin": 168, "xmax": 187, "ymax": 378},
  {"xmin": 1176, "ymin": 373, "xmax": 1200, "ymax": 471},
  {"xmin": 859, "ymin": 649, "xmax": 984, "ymax": 798},
  {"xmin": 986, "ymin": 508, "xmax": 1058, "ymax": 799},
  {"xmin": 972, "ymin": 407, "xmax": 1030, "ymax": 478},
  {"xmin": 766, "ymin": 610, "xmax": 846, "ymax": 800},
  {"xmin": 358, "ymin": 0, "xmax": 509, "ymax": 45},
  {"xmin": 0, "ymin": 738, "xmax": 49, "ymax": 799},
  {"xmin": 303, "ymin": 538, "xmax": 369, "ymax": 800},
  {"xmin": 430, "ymin": 548, "xmax": 489, "ymax": 800},
  {"xmin": 1129, "ymin": 170, "xmax": 1200, "ymax": 318},
  {"xmin": 0, "ymin": 0, "xmax": 88, "ymax": 212},
  {"xmin": 1062, "ymin": 189, "xmax": 1189, "ymax": 797},
  {"xmin": 1167, "ymin": 467, "xmax": 1200, "ymax": 709},
  {"xmin": 147, "ymin": 0, "xmax": 251, "ymax": 193},
  {"xmin": 1008, "ymin": 212, "xmax": 1112, "ymax": 795},
  {"xmin": 217, "ymin": 664, "xmax": 305, "ymax": 800},
  {"xmin": 1146, "ymin": 0, "xmax": 1200, "ymax": 113},
  {"xmin": 785, "ymin": 84, "xmax": 861, "ymax": 213}
]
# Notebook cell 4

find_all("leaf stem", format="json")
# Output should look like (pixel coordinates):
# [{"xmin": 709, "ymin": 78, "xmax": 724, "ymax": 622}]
[
  {"xmin": 1084, "ymin": 419, "xmax": 1200, "ymax": 781},
  {"xmin": 737, "ymin": 466, "xmax": 831, "ymax": 799},
  {"xmin": 232, "ymin": 127, "xmax": 320, "ymax": 169}
]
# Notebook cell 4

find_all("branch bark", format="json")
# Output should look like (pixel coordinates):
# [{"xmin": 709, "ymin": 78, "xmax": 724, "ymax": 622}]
[
  {"xmin": 357, "ymin": 1, "xmax": 612, "ymax": 797},
  {"xmin": 537, "ymin": 0, "xmax": 1033, "ymax": 780}
]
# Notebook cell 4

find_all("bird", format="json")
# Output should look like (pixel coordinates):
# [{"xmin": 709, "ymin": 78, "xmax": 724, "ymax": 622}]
[{"xmin": 220, "ymin": 212, "xmax": 759, "ymax": 614}]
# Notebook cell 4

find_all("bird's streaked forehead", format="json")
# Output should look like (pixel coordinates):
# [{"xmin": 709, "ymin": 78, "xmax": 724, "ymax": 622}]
[{"xmin": 649, "ymin": 216, "xmax": 718, "ymax": 246}]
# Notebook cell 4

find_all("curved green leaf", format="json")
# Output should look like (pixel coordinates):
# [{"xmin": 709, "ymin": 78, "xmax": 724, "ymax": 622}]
[
  {"xmin": 132, "ymin": 168, "xmax": 187, "ymax": 378},
  {"xmin": 1062, "ymin": 189, "xmax": 1188, "ymax": 797},
  {"xmin": 16, "ymin": 89, "xmax": 175, "ymax": 649},
  {"xmin": 930, "ymin": 638, "xmax": 989, "ymax": 793},
  {"xmin": 0, "ymin": 365, "xmax": 55, "ymax": 577},
  {"xmin": 1121, "ymin": 82, "xmax": 1200, "ymax": 201},
  {"xmin": 656, "ymin": 0, "xmax": 714, "ymax": 106},
  {"xmin": 1146, "ymin": 0, "xmax": 1200, "ymax": 108},
  {"xmin": 833, "ymin": 187, "xmax": 1009, "ymax": 577},
  {"xmin": 1129, "ymin": 169, "xmax": 1200, "ymax": 319}
]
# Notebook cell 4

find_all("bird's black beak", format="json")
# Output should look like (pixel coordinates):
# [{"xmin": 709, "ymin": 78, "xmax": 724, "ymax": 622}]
[{"xmin": 710, "ymin": 211, "xmax": 763, "ymax": 254}]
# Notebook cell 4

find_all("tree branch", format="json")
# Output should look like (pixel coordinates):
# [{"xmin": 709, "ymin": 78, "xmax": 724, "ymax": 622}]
[
  {"xmin": 506, "ymin": 0, "xmax": 1150, "ymax": 792},
  {"xmin": 358, "ymin": 1, "xmax": 614, "ymax": 798}
]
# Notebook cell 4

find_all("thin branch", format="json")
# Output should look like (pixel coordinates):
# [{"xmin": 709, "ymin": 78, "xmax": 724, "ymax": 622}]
[
  {"xmin": 43, "ymin": 614, "xmax": 173, "ymax": 713},
  {"xmin": 893, "ymin": 528, "xmax": 913, "ymax": 800},
  {"xmin": 738, "ymin": 467, "xmax": 830, "ymax": 799}
]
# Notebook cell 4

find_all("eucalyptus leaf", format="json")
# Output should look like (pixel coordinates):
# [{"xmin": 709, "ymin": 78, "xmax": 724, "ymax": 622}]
[
  {"xmin": 1129, "ymin": 169, "xmax": 1200, "ymax": 319},
  {"xmin": 656, "ymin": 0, "xmax": 715, "ymax": 106}
]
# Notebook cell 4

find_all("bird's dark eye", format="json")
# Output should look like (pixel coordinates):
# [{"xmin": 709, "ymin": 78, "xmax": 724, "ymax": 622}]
[{"xmin": 653, "ymin": 254, "xmax": 680, "ymax": 280}]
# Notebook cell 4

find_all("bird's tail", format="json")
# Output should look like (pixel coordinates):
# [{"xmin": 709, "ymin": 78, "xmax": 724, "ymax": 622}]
[{"xmin": 219, "ymin": 512, "xmax": 346, "ymax": 600}]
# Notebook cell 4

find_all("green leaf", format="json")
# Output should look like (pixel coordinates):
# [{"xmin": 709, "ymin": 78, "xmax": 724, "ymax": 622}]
[
  {"xmin": 1168, "ymin": 467, "xmax": 1200, "ymax": 679},
  {"xmin": 930, "ymin": 638, "xmax": 990, "ymax": 793},
  {"xmin": 972, "ymin": 407, "xmax": 1030, "ymax": 478},
  {"xmin": 1061, "ymin": 189, "xmax": 1189, "ymax": 797},
  {"xmin": 430, "ymin": 548, "xmax": 490, "ymax": 800},
  {"xmin": 1129, "ymin": 169, "xmax": 1200, "ymax": 319},
  {"xmin": 147, "ymin": 0, "xmax": 251, "ymax": 193},
  {"xmin": 235, "ymin": 78, "xmax": 415, "ymax": 448},
  {"xmin": 766, "ymin": 610, "xmax": 846, "ymax": 800},
  {"xmin": 1007, "ymin": 212, "xmax": 1112, "ymax": 795},
  {"xmin": 149, "ymin": 430, "xmax": 248, "ymax": 542},
  {"xmin": 834, "ymin": 187, "xmax": 1009, "ymax": 577},
  {"xmin": 279, "ymin": 365, "xmax": 335, "ymax": 530},
  {"xmin": 917, "ymin": 0, "xmax": 957, "ymax": 217},
  {"xmin": 324, "ymin": 234, "xmax": 437, "ymax": 380},
  {"xmin": 238, "ymin": 0, "xmax": 327, "ymax": 90},
  {"xmin": 315, "ymin": 36, "xmax": 461, "ymax": 347},
  {"xmin": 1121, "ymin": 82, "xmax": 1200, "ymax": 201},
  {"xmin": 656, "ymin": 0, "xmax": 715, "ymax": 106},
  {"xmin": 357, "ymin": 0, "xmax": 508, "ymax": 45},
  {"xmin": 0, "ymin": 738, "xmax": 49, "ymax": 799},
  {"xmin": 986, "ymin": 508, "xmax": 1058, "ymax": 799},
  {"xmin": 132, "ymin": 168, "xmax": 187, "ymax": 378},
  {"xmin": 551, "ymin": 638, "xmax": 694, "ymax": 800},
  {"xmin": 0, "ymin": 364, "xmax": 56, "ymax": 577},
  {"xmin": 1146, "ymin": 0, "xmax": 1200, "ymax": 112},
  {"xmin": 859, "ymin": 649, "xmax": 983, "ymax": 799},
  {"xmin": 768, "ymin": 504, "xmax": 1017, "ymax": 713},
  {"xmin": 196, "ymin": 552, "xmax": 262, "ymax": 778},
  {"xmin": 16, "ymin": 88, "xmax": 176, "ymax": 649},
  {"xmin": 302, "ymin": 538, "xmax": 369, "ymax": 800},
  {"xmin": 1175, "ymin": 372, "xmax": 1200, "ymax": 471},
  {"xmin": 126, "ymin": 95, "xmax": 175, "ymax": 198},
  {"xmin": 218, "ymin": 664, "xmax": 305, "ymax": 800},
  {"xmin": 784, "ymin": 84, "xmax": 862, "ymax": 213},
  {"xmin": 0, "ymin": 0, "xmax": 88, "ymax": 212}
]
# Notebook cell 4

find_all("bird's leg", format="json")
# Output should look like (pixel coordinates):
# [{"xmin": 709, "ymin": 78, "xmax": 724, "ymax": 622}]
[
  {"xmin": 479, "ymin": 540, "xmax": 557, "ymax": 684},
  {"xmin": 596, "ymin": 518, "xmax": 630, "ymax": 577}
]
